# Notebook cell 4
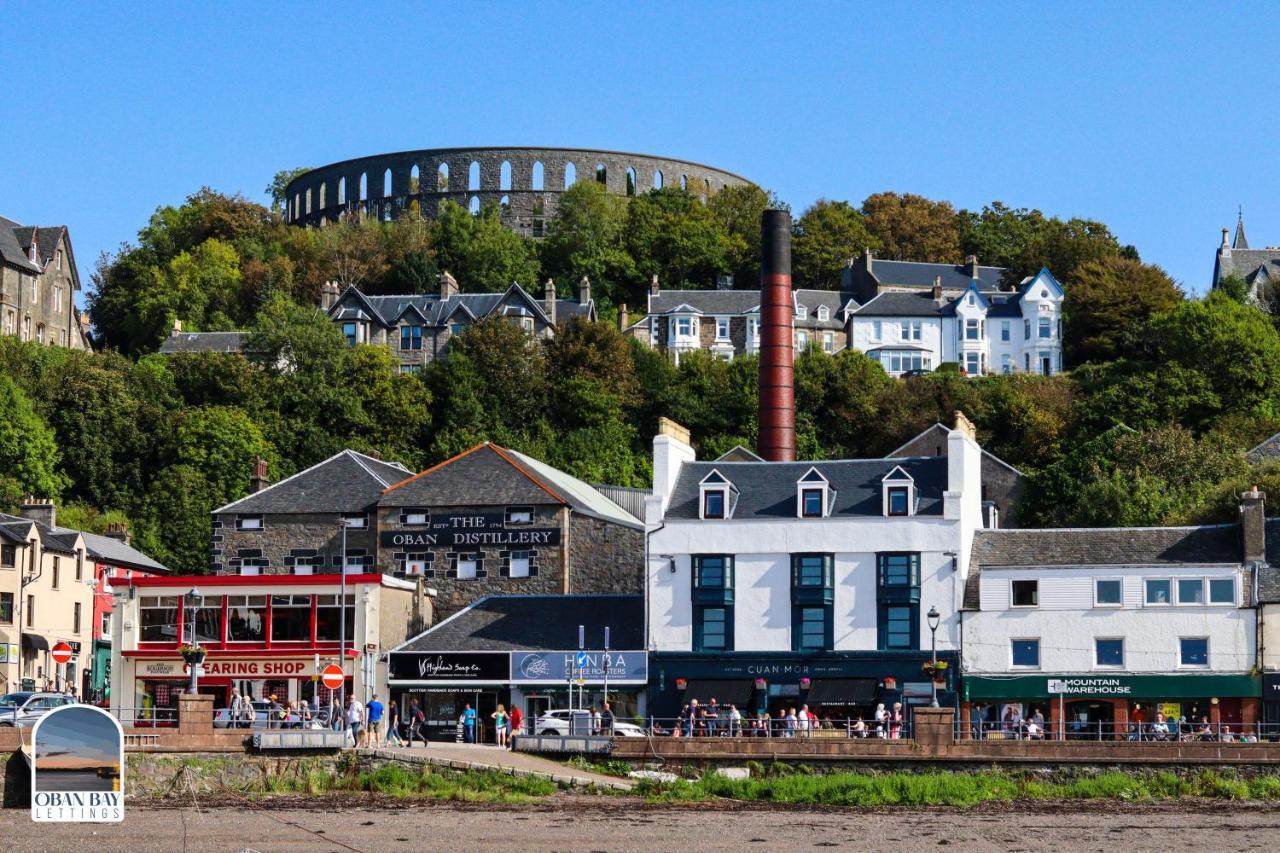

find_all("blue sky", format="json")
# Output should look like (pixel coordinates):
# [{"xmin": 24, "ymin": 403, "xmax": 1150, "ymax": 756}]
[{"xmin": 4, "ymin": 2, "xmax": 1278, "ymax": 297}]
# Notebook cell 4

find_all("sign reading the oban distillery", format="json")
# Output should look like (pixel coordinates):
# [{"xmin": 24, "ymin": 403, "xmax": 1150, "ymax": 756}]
[
  {"xmin": 380, "ymin": 513, "xmax": 560, "ymax": 548},
  {"xmin": 32, "ymin": 705, "xmax": 125, "ymax": 823},
  {"xmin": 388, "ymin": 652, "xmax": 511, "ymax": 682}
]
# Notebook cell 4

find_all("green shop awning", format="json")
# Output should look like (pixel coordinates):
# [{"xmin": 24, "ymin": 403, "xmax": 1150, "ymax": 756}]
[{"xmin": 963, "ymin": 674, "xmax": 1260, "ymax": 702}]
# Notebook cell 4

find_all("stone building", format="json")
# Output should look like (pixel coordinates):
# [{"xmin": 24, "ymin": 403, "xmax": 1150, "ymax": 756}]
[
  {"xmin": 322, "ymin": 273, "xmax": 595, "ymax": 371},
  {"xmin": 0, "ymin": 216, "xmax": 91, "ymax": 349},
  {"xmin": 1211, "ymin": 212, "xmax": 1278, "ymax": 301},
  {"xmin": 887, "ymin": 422, "xmax": 1025, "ymax": 528},
  {"xmin": 378, "ymin": 443, "xmax": 644, "ymax": 619}
]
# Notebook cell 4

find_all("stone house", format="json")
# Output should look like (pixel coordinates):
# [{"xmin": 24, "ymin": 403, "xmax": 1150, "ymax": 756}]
[
  {"xmin": 322, "ymin": 273, "xmax": 596, "ymax": 372},
  {"xmin": 378, "ymin": 443, "xmax": 644, "ymax": 619},
  {"xmin": 887, "ymin": 422, "xmax": 1025, "ymax": 528},
  {"xmin": 0, "ymin": 216, "xmax": 91, "ymax": 349}
]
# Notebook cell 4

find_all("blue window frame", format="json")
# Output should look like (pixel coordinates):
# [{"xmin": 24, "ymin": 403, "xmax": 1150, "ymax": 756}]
[
  {"xmin": 695, "ymin": 606, "xmax": 730, "ymax": 651},
  {"xmin": 1180, "ymin": 637, "xmax": 1208, "ymax": 667},
  {"xmin": 1095, "ymin": 638, "xmax": 1124, "ymax": 667},
  {"xmin": 793, "ymin": 554, "xmax": 829, "ymax": 587},
  {"xmin": 694, "ymin": 555, "xmax": 731, "ymax": 589},
  {"xmin": 342, "ymin": 322, "xmax": 357, "ymax": 346},
  {"xmin": 878, "ymin": 553, "xmax": 919, "ymax": 587},
  {"xmin": 1011, "ymin": 639, "xmax": 1040, "ymax": 668},
  {"xmin": 794, "ymin": 606, "xmax": 829, "ymax": 652},
  {"xmin": 401, "ymin": 325, "xmax": 423, "ymax": 350},
  {"xmin": 879, "ymin": 604, "xmax": 916, "ymax": 650}
]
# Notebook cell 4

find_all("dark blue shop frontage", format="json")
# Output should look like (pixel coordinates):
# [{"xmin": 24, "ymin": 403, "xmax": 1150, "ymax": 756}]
[{"xmin": 648, "ymin": 651, "xmax": 959, "ymax": 728}]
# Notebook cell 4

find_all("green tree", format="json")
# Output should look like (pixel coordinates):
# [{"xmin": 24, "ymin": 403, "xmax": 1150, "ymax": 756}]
[
  {"xmin": 1065, "ymin": 256, "xmax": 1182, "ymax": 364},
  {"xmin": 707, "ymin": 184, "xmax": 783, "ymax": 288},
  {"xmin": 429, "ymin": 201, "xmax": 540, "ymax": 292},
  {"xmin": 861, "ymin": 192, "xmax": 961, "ymax": 262},
  {"xmin": 266, "ymin": 167, "xmax": 311, "ymax": 217},
  {"xmin": 792, "ymin": 200, "xmax": 880, "ymax": 290},
  {"xmin": 1216, "ymin": 272, "xmax": 1251, "ymax": 304},
  {"xmin": 168, "ymin": 406, "xmax": 277, "ymax": 503},
  {"xmin": 1016, "ymin": 216, "xmax": 1124, "ymax": 281},
  {"xmin": 0, "ymin": 373, "xmax": 66, "ymax": 507},
  {"xmin": 624, "ymin": 188, "xmax": 729, "ymax": 298},
  {"xmin": 539, "ymin": 182, "xmax": 635, "ymax": 306}
]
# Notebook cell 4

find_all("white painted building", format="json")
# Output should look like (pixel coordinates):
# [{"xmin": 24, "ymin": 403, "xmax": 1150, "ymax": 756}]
[
  {"xmin": 961, "ymin": 511, "xmax": 1260, "ymax": 737},
  {"xmin": 643, "ymin": 416, "xmax": 985, "ymax": 720}
]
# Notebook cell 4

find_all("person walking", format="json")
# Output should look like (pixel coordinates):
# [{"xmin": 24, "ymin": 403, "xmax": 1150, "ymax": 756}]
[
  {"xmin": 785, "ymin": 707, "xmax": 797, "ymax": 738},
  {"xmin": 799, "ymin": 704, "xmax": 813, "ymax": 738},
  {"xmin": 509, "ymin": 705, "xmax": 523, "ymax": 741},
  {"xmin": 366, "ymin": 695, "xmax": 384, "ymax": 748},
  {"xmin": 462, "ymin": 702, "xmax": 477, "ymax": 744},
  {"xmin": 591, "ymin": 704, "xmax": 602, "ymax": 736},
  {"xmin": 728, "ymin": 704, "xmax": 741, "ymax": 737},
  {"xmin": 890, "ymin": 703, "xmax": 904, "ymax": 740},
  {"xmin": 345, "ymin": 694, "xmax": 366, "ymax": 747},
  {"xmin": 600, "ymin": 701, "xmax": 615, "ymax": 736},
  {"xmin": 230, "ymin": 689, "xmax": 245, "ymax": 729},
  {"xmin": 407, "ymin": 699, "xmax": 427, "ymax": 748},
  {"xmin": 874, "ymin": 703, "xmax": 887, "ymax": 738},
  {"xmin": 492, "ymin": 704, "xmax": 510, "ymax": 748},
  {"xmin": 298, "ymin": 699, "xmax": 313, "ymax": 729},
  {"xmin": 686, "ymin": 699, "xmax": 699, "ymax": 737},
  {"xmin": 386, "ymin": 700, "xmax": 403, "ymax": 747}
]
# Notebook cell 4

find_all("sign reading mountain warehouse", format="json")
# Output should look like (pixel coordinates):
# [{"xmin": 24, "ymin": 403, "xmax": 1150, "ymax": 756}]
[
  {"xmin": 381, "ymin": 512, "xmax": 560, "ymax": 548},
  {"xmin": 1047, "ymin": 678, "xmax": 1132, "ymax": 695},
  {"xmin": 512, "ymin": 651, "xmax": 648, "ymax": 684}
]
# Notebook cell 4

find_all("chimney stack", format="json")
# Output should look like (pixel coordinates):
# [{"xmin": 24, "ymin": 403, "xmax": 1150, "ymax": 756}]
[
  {"xmin": 758, "ymin": 209, "xmax": 795, "ymax": 462},
  {"xmin": 439, "ymin": 271, "xmax": 458, "ymax": 300},
  {"xmin": 171, "ymin": 318, "xmax": 183, "ymax": 337},
  {"xmin": 932, "ymin": 275, "xmax": 943, "ymax": 302},
  {"xmin": 544, "ymin": 278, "xmax": 557, "ymax": 325},
  {"xmin": 319, "ymin": 282, "xmax": 340, "ymax": 311},
  {"xmin": 20, "ymin": 496, "xmax": 56, "ymax": 530},
  {"xmin": 578, "ymin": 275, "xmax": 591, "ymax": 305},
  {"xmin": 104, "ymin": 521, "xmax": 130, "ymax": 545},
  {"xmin": 966, "ymin": 255, "xmax": 979, "ymax": 279},
  {"xmin": 249, "ymin": 456, "xmax": 270, "ymax": 494},
  {"xmin": 1222, "ymin": 228, "xmax": 1230, "ymax": 249},
  {"xmin": 650, "ymin": 274, "xmax": 660, "ymax": 296},
  {"xmin": 1241, "ymin": 485, "xmax": 1266, "ymax": 564},
  {"xmin": 618, "ymin": 303, "xmax": 629, "ymax": 332}
]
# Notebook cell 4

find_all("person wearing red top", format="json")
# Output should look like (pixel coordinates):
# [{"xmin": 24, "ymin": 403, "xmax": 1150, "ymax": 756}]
[{"xmin": 510, "ymin": 705, "xmax": 523, "ymax": 742}]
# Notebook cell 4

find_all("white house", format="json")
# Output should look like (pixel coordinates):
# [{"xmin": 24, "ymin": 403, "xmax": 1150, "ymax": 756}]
[
  {"xmin": 961, "ymin": 494, "xmax": 1262, "ymax": 738},
  {"xmin": 643, "ymin": 415, "xmax": 985, "ymax": 722},
  {"xmin": 847, "ymin": 269, "xmax": 1065, "ymax": 377}
]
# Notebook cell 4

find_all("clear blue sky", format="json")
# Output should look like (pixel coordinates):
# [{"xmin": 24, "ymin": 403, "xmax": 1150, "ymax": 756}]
[{"xmin": 4, "ymin": 2, "xmax": 1278, "ymax": 298}]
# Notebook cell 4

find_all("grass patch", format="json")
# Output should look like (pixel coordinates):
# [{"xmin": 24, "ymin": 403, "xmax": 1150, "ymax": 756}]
[
  {"xmin": 565, "ymin": 756, "xmax": 634, "ymax": 778},
  {"xmin": 226, "ymin": 761, "xmax": 557, "ymax": 803},
  {"xmin": 635, "ymin": 768, "xmax": 1280, "ymax": 807}
]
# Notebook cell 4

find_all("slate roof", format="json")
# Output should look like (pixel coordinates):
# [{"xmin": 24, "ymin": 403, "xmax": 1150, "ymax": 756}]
[
  {"xmin": 965, "ymin": 525, "xmax": 1244, "ymax": 610},
  {"xmin": 329, "ymin": 284, "xmax": 592, "ymax": 330},
  {"xmin": 79, "ymin": 532, "xmax": 168, "ymax": 573},
  {"xmin": 665, "ymin": 457, "xmax": 949, "ymax": 520},
  {"xmin": 214, "ymin": 450, "xmax": 413, "ymax": 515},
  {"xmin": 0, "ymin": 215, "xmax": 45, "ymax": 274},
  {"xmin": 647, "ymin": 288, "xmax": 852, "ymax": 329},
  {"xmin": 1213, "ymin": 247, "xmax": 1280, "ymax": 289},
  {"xmin": 158, "ymin": 331, "xmax": 247, "ymax": 354},
  {"xmin": 852, "ymin": 291, "xmax": 950, "ymax": 318},
  {"xmin": 0, "ymin": 519, "xmax": 33, "ymax": 544},
  {"xmin": 869, "ymin": 259, "xmax": 1006, "ymax": 292},
  {"xmin": 0, "ymin": 513, "xmax": 80, "ymax": 555},
  {"xmin": 381, "ymin": 443, "xmax": 642, "ymax": 528},
  {"xmin": 1246, "ymin": 432, "xmax": 1280, "ymax": 465},
  {"xmin": 887, "ymin": 423, "xmax": 1024, "ymax": 475},
  {"xmin": 1260, "ymin": 519, "xmax": 1280, "ymax": 603},
  {"xmin": 393, "ymin": 594, "xmax": 643, "ymax": 652}
]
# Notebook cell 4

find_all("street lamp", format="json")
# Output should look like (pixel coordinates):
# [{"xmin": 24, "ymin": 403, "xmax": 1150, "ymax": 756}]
[
  {"xmin": 184, "ymin": 587, "xmax": 202, "ymax": 695},
  {"xmin": 927, "ymin": 605, "xmax": 941, "ymax": 709}
]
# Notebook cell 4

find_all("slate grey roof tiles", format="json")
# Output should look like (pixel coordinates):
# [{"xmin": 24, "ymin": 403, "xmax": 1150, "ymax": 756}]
[
  {"xmin": 158, "ymin": 331, "xmax": 247, "ymax": 354},
  {"xmin": 214, "ymin": 450, "xmax": 413, "ymax": 515},
  {"xmin": 870, "ymin": 259, "xmax": 1006, "ymax": 292},
  {"xmin": 394, "ymin": 594, "xmax": 643, "ymax": 652}
]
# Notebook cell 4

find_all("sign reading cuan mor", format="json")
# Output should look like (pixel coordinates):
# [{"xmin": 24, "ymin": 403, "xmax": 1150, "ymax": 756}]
[
  {"xmin": 511, "ymin": 650, "xmax": 648, "ymax": 684},
  {"xmin": 388, "ymin": 652, "xmax": 510, "ymax": 682},
  {"xmin": 1048, "ymin": 677, "xmax": 1131, "ymax": 696},
  {"xmin": 380, "ymin": 512, "xmax": 560, "ymax": 548}
]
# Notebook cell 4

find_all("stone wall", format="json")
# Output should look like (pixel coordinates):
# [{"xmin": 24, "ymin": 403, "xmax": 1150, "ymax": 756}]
[
  {"xmin": 211, "ymin": 511, "xmax": 378, "ymax": 575},
  {"xmin": 0, "ymin": 230, "xmax": 84, "ymax": 349},
  {"xmin": 568, "ymin": 515, "xmax": 644, "ymax": 595},
  {"xmin": 285, "ymin": 147, "xmax": 752, "ymax": 237}
]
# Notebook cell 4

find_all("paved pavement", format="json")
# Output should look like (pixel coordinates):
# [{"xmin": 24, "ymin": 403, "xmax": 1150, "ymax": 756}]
[{"xmin": 363, "ymin": 743, "xmax": 633, "ymax": 791}]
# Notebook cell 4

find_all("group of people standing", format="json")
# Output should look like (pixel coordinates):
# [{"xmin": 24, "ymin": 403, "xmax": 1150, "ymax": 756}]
[{"xmin": 671, "ymin": 699, "xmax": 908, "ymax": 739}]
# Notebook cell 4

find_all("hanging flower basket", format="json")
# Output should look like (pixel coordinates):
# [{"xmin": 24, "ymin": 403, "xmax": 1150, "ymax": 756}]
[{"xmin": 180, "ymin": 645, "xmax": 206, "ymax": 665}]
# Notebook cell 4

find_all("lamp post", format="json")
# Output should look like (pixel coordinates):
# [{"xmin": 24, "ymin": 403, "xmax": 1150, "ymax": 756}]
[
  {"xmin": 927, "ymin": 605, "xmax": 941, "ymax": 709},
  {"xmin": 185, "ymin": 587, "xmax": 202, "ymax": 695}
]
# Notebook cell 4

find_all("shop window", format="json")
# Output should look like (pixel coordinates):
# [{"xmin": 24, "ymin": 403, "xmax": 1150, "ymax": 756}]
[
  {"xmin": 0, "ymin": 592, "xmax": 11, "ymax": 623},
  {"xmin": 878, "ymin": 603, "xmax": 917, "ymax": 650},
  {"xmin": 505, "ymin": 506, "xmax": 534, "ymax": 525},
  {"xmin": 1179, "ymin": 637, "xmax": 1209, "ymax": 667},
  {"xmin": 1094, "ymin": 579, "xmax": 1122, "ymax": 607},
  {"xmin": 226, "ymin": 595, "xmax": 266, "ymax": 642},
  {"xmin": 192, "ymin": 595, "xmax": 224, "ymax": 644},
  {"xmin": 509, "ymin": 550, "xmax": 531, "ymax": 578},
  {"xmin": 315, "ymin": 594, "xmax": 355, "ymax": 641},
  {"xmin": 695, "ymin": 606, "xmax": 731, "ymax": 651},
  {"xmin": 1011, "ymin": 579, "xmax": 1039, "ymax": 607},
  {"xmin": 1095, "ymin": 638, "xmax": 1124, "ymax": 668},
  {"xmin": 1145, "ymin": 579, "xmax": 1172, "ymax": 605},
  {"xmin": 456, "ymin": 554, "xmax": 479, "ymax": 580},
  {"xmin": 139, "ymin": 596, "xmax": 180, "ymax": 643},
  {"xmin": 0, "ymin": 544, "xmax": 13, "ymax": 568},
  {"xmin": 1209, "ymin": 578, "xmax": 1236, "ymax": 605},
  {"xmin": 793, "ymin": 605, "xmax": 830, "ymax": 652},
  {"xmin": 236, "ymin": 515, "xmax": 263, "ymax": 531},
  {"xmin": 1011, "ymin": 638, "xmax": 1040, "ymax": 668},
  {"xmin": 399, "ymin": 508, "xmax": 429, "ymax": 525},
  {"xmin": 271, "ymin": 595, "xmax": 311, "ymax": 642}
]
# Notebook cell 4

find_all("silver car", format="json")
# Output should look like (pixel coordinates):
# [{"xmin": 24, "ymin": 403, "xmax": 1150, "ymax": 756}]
[{"xmin": 0, "ymin": 692, "xmax": 76, "ymax": 727}]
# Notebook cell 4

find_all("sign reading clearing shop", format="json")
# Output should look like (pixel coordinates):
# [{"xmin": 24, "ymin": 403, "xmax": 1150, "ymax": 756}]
[
  {"xmin": 388, "ymin": 652, "xmax": 510, "ymax": 682},
  {"xmin": 380, "ymin": 512, "xmax": 560, "ymax": 548}
]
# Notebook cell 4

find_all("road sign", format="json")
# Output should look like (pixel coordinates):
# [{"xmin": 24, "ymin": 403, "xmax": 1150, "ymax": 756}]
[
  {"xmin": 51, "ymin": 642, "xmax": 73, "ymax": 665},
  {"xmin": 575, "ymin": 651, "xmax": 588, "ymax": 669},
  {"xmin": 321, "ymin": 664, "xmax": 345, "ymax": 690}
]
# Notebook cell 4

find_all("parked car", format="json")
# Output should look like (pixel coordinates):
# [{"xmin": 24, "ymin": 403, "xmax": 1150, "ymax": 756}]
[
  {"xmin": 901, "ymin": 368, "xmax": 933, "ymax": 378},
  {"xmin": 213, "ymin": 700, "xmax": 331, "ymax": 729},
  {"xmin": 534, "ymin": 709, "xmax": 644, "ymax": 737},
  {"xmin": 0, "ymin": 692, "xmax": 76, "ymax": 727}
]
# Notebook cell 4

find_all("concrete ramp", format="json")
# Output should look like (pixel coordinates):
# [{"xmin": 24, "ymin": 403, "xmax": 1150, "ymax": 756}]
[{"xmin": 365, "ymin": 745, "xmax": 632, "ymax": 791}]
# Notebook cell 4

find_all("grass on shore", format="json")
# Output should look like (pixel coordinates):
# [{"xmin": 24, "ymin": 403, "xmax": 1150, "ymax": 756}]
[
  {"xmin": 636, "ymin": 768, "xmax": 1280, "ymax": 807},
  {"xmin": 250, "ymin": 763, "xmax": 558, "ymax": 803}
]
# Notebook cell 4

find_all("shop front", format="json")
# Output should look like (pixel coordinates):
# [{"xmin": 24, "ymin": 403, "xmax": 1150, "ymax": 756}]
[
  {"xmin": 510, "ymin": 649, "xmax": 648, "ymax": 727},
  {"xmin": 1262, "ymin": 674, "xmax": 1280, "ymax": 734},
  {"xmin": 963, "ymin": 674, "xmax": 1261, "ymax": 740},
  {"xmin": 387, "ymin": 651, "xmax": 512, "ymax": 742},
  {"xmin": 648, "ymin": 652, "xmax": 958, "ymax": 728}
]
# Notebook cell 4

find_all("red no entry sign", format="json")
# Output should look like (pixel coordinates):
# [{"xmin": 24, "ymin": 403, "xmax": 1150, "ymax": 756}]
[
  {"xmin": 51, "ymin": 642, "xmax": 73, "ymax": 665},
  {"xmin": 321, "ymin": 664, "xmax": 345, "ymax": 690}
]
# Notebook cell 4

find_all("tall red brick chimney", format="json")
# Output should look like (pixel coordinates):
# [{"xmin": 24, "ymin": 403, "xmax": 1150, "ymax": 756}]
[{"xmin": 758, "ymin": 209, "xmax": 795, "ymax": 462}]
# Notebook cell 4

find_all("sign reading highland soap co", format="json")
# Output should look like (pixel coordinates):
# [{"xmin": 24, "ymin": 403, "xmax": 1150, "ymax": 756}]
[
  {"xmin": 31, "ymin": 705, "xmax": 124, "ymax": 823},
  {"xmin": 511, "ymin": 650, "xmax": 648, "ymax": 685},
  {"xmin": 388, "ymin": 652, "xmax": 511, "ymax": 682},
  {"xmin": 380, "ymin": 512, "xmax": 560, "ymax": 548}
]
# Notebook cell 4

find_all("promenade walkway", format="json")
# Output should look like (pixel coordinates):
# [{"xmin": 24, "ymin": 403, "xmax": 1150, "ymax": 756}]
[{"xmin": 364, "ymin": 743, "xmax": 633, "ymax": 791}]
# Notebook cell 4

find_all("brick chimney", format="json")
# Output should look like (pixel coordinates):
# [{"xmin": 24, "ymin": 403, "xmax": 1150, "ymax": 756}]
[
  {"xmin": 319, "ymin": 281, "xmax": 341, "ymax": 311},
  {"xmin": 932, "ymin": 275, "xmax": 943, "ymax": 302},
  {"xmin": 578, "ymin": 275, "xmax": 591, "ymax": 305},
  {"xmin": 365, "ymin": 450, "xmax": 382, "ymax": 461},
  {"xmin": 104, "ymin": 521, "xmax": 130, "ymax": 545},
  {"xmin": 618, "ymin": 303, "xmax": 629, "ymax": 331},
  {"xmin": 170, "ymin": 318, "xmax": 183, "ymax": 337},
  {"xmin": 1222, "ymin": 228, "xmax": 1230, "ymax": 249},
  {"xmin": 249, "ymin": 457, "xmax": 270, "ymax": 494},
  {"xmin": 650, "ymin": 274, "xmax": 660, "ymax": 296},
  {"xmin": 20, "ymin": 496, "xmax": 56, "ymax": 529},
  {"xmin": 439, "ymin": 271, "xmax": 458, "ymax": 300},
  {"xmin": 544, "ymin": 278, "xmax": 557, "ymax": 325},
  {"xmin": 965, "ymin": 255, "xmax": 979, "ymax": 279},
  {"xmin": 1241, "ymin": 485, "xmax": 1266, "ymax": 564}
]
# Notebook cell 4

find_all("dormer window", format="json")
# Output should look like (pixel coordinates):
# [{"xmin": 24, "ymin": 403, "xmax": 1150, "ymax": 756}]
[
  {"xmin": 796, "ymin": 468, "xmax": 832, "ymax": 519},
  {"xmin": 881, "ymin": 466, "xmax": 916, "ymax": 517},
  {"xmin": 817, "ymin": 306, "xmax": 829, "ymax": 322},
  {"xmin": 699, "ymin": 470, "xmax": 737, "ymax": 520},
  {"xmin": 795, "ymin": 303, "xmax": 806, "ymax": 319}
]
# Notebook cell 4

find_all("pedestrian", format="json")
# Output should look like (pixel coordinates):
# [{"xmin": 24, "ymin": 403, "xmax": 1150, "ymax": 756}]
[
  {"xmin": 799, "ymin": 704, "xmax": 812, "ymax": 738},
  {"xmin": 785, "ymin": 707, "xmax": 797, "ymax": 738},
  {"xmin": 591, "ymin": 704, "xmax": 602, "ymax": 736},
  {"xmin": 686, "ymin": 699, "xmax": 699, "ymax": 737},
  {"xmin": 600, "ymin": 701, "xmax": 615, "ymax": 736},
  {"xmin": 407, "ymin": 699, "xmax": 427, "ymax": 748},
  {"xmin": 761, "ymin": 711, "xmax": 772, "ymax": 738},
  {"xmin": 386, "ymin": 700, "xmax": 403, "ymax": 747},
  {"xmin": 890, "ymin": 703, "xmax": 904, "ymax": 740},
  {"xmin": 244, "ymin": 696, "xmax": 258, "ymax": 728},
  {"xmin": 853, "ymin": 717, "xmax": 868, "ymax": 737},
  {"xmin": 366, "ymin": 694, "xmax": 384, "ymax": 748},
  {"xmin": 230, "ymin": 689, "xmax": 245, "ymax": 729},
  {"xmin": 492, "ymin": 704, "xmax": 509, "ymax": 748},
  {"xmin": 510, "ymin": 704, "xmax": 523, "ymax": 740},
  {"xmin": 345, "ymin": 694, "xmax": 365, "ymax": 747},
  {"xmin": 462, "ymin": 702, "xmax": 477, "ymax": 744},
  {"xmin": 706, "ymin": 697, "xmax": 720, "ymax": 737},
  {"xmin": 298, "ymin": 699, "xmax": 313, "ymax": 729},
  {"xmin": 728, "ymin": 704, "xmax": 741, "ymax": 737},
  {"xmin": 874, "ymin": 703, "xmax": 887, "ymax": 738},
  {"xmin": 268, "ymin": 694, "xmax": 283, "ymax": 730},
  {"xmin": 971, "ymin": 702, "xmax": 986, "ymax": 740}
]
